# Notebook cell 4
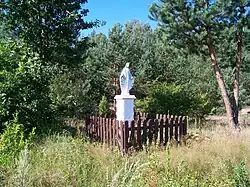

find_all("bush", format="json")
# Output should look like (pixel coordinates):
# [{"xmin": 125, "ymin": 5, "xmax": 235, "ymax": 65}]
[
  {"xmin": 135, "ymin": 82, "xmax": 213, "ymax": 117},
  {"xmin": 230, "ymin": 160, "xmax": 250, "ymax": 187},
  {"xmin": 0, "ymin": 117, "xmax": 35, "ymax": 166},
  {"xmin": 50, "ymin": 70, "xmax": 103, "ymax": 118},
  {"xmin": 50, "ymin": 65, "xmax": 112, "ymax": 118},
  {"xmin": 98, "ymin": 95, "xmax": 109, "ymax": 117},
  {"xmin": 0, "ymin": 42, "xmax": 54, "ymax": 130}
]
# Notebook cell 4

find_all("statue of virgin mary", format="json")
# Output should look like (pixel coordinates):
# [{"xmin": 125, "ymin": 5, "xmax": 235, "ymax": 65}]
[{"xmin": 119, "ymin": 63, "xmax": 134, "ymax": 95}]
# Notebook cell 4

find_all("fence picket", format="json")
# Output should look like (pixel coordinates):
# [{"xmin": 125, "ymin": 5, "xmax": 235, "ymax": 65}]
[
  {"xmin": 164, "ymin": 115, "xmax": 169, "ymax": 145},
  {"xmin": 103, "ymin": 118, "xmax": 105, "ymax": 143},
  {"xmin": 169, "ymin": 116, "xmax": 174, "ymax": 140},
  {"xmin": 119, "ymin": 121, "xmax": 124, "ymax": 154},
  {"xmin": 130, "ymin": 120, "xmax": 135, "ymax": 147},
  {"xmin": 174, "ymin": 116, "xmax": 179, "ymax": 142},
  {"xmin": 148, "ymin": 119, "xmax": 154, "ymax": 145},
  {"xmin": 106, "ymin": 118, "xmax": 109, "ymax": 145},
  {"xmin": 183, "ymin": 116, "xmax": 187, "ymax": 135},
  {"xmin": 115, "ymin": 120, "xmax": 119, "ymax": 146},
  {"xmin": 179, "ymin": 116, "xmax": 184, "ymax": 144},
  {"xmin": 137, "ymin": 119, "xmax": 142, "ymax": 149},
  {"xmin": 159, "ymin": 118, "xmax": 164, "ymax": 147},
  {"xmin": 111, "ymin": 119, "xmax": 114, "ymax": 146},
  {"xmin": 154, "ymin": 119, "xmax": 159, "ymax": 145},
  {"xmin": 142, "ymin": 119, "xmax": 147, "ymax": 145},
  {"xmin": 99, "ymin": 117, "xmax": 102, "ymax": 142},
  {"xmin": 124, "ymin": 121, "xmax": 129, "ymax": 153},
  {"xmin": 108, "ymin": 119, "xmax": 111, "ymax": 144}
]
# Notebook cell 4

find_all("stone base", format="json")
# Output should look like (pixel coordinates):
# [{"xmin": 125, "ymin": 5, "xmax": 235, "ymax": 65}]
[{"xmin": 114, "ymin": 95, "xmax": 136, "ymax": 121}]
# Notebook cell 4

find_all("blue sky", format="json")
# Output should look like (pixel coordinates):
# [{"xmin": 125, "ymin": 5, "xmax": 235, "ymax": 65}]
[{"xmin": 82, "ymin": 0, "xmax": 158, "ymax": 35}]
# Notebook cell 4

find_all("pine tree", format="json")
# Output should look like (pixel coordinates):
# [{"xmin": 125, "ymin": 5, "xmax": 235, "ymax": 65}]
[{"xmin": 150, "ymin": 0, "xmax": 250, "ymax": 130}]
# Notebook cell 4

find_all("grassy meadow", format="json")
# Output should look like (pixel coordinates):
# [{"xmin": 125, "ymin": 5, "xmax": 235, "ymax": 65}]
[{"xmin": 0, "ymin": 123, "xmax": 250, "ymax": 187}]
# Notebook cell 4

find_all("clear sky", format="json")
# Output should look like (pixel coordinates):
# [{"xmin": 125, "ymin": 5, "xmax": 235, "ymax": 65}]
[{"xmin": 83, "ymin": 0, "xmax": 158, "ymax": 35}]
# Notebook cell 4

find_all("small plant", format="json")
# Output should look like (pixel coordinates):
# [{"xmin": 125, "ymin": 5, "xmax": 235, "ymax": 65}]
[
  {"xmin": 98, "ymin": 95, "xmax": 109, "ymax": 117},
  {"xmin": 0, "ymin": 116, "xmax": 35, "ymax": 166},
  {"xmin": 230, "ymin": 160, "xmax": 250, "ymax": 187}
]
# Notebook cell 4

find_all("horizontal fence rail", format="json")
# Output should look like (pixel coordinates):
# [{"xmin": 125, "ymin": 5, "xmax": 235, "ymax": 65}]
[{"xmin": 85, "ymin": 114, "xmax": 187, "ymax": 154}]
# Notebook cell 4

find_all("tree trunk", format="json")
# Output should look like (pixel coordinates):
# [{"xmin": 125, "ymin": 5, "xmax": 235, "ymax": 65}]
[
  {"xmin": 232, "ymin": 30, "xmax": 243, "ymax": 129},
  {"xmin": 206, "ymin": 26, "xmax": 236, "ymax": 129},
  {"xmin": 232, "ymin": 5, "xmax": 244, "ymax": 130}
]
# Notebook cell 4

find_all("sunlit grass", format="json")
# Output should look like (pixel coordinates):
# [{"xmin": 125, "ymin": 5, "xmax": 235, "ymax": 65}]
[{"xmin": 2, "ymin": 126, "xmax": 250, "ymax": 186}]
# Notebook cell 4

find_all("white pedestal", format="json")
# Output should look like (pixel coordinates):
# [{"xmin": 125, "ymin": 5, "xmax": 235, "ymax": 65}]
[{"xmin": 114, "ymin": 95, "xmax": 136, "ymax": 121}]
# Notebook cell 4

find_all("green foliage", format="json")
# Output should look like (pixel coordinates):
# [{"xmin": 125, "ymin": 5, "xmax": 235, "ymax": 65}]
[
  {"xmin": 135, "ymin": 82, "xmax": 213, "ymax": 117},
  {"xmin": 0, "ymin": 0, "xmax": 98, "ymax": 69},
  {"xmin": 135, "ymin": 83, "xmax": 190, "ymax": 115},
  {"xmin": 50, "ymin": 65, "xmax": 112, "ymax": 118},
  {"xmin": 88, "ymin": 21, "xmax": 225, "ymax": 117},
  {"xmin": 0, "ymin": 0, "xmax": 98, "ymax": 130},
  {"xmin": 0, "ymin": 116, "xmax": 35, "ymax": 166},
  {"xmin": 98, "ymin": 96, "xmax": 109, "ymax": 117},
  {"xmin": 50, "ymin": 70, "xmax": 96, "ymax": 118},
  {"xmin": 49, "ymin": 32, "xmax": 114, "ymax": 119},
  {"xmin": 230, "ymin": 161, "xmax": 250, "ymax": 187},
  {"xmin": 150, "ymin": 0, "xmax": 250, "ymax": 53},
  {"xmin": 0, "ymin": 42, "xmax": 53, "ymax": 129},
  {"xmin": 149, "ymin": 0, "xmax": 250, "ymax": 121}
]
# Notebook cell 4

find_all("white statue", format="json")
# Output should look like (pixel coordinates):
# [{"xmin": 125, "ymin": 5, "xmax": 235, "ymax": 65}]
[{"xmin": 119, "ymin": 63, "xmax": 134, "ymax": 95}]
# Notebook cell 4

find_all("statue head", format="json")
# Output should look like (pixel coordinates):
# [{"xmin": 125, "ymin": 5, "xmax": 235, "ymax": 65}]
[{"xmin": 125, "ymin": 63, "xmax": 129, "ymax": 68}]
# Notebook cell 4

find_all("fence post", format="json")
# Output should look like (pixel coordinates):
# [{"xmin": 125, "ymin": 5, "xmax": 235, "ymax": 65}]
[
  {"xmin": 102, "ymin": 117, "xmax": 105, "ymax": 143},
  {"xmin": 130, "ymin": 120, "xmax": 135, "ymax": 148},
  {"xmin": 174, "ymin": 116, "xmax": 179, "ymax": 142},
  {"xmin": 169, "ymin": 116, "xmax": 174, "ymax": 141},
  {"xmin": 164, "ymin": 114, "xmax": 169, "ymax": 146},
  {"xmin": 148, "ymin": 119, "xmax": 154, "ymax": 146},
  {"xmin": 183, "ymin": 116, "xmax": 187, "ymax": 136},
  {"xmin": 153, "ymin": 119, "xmax": 159, "ymax": 145},
  {"xmin": 142, "ymin": 119, "xmax": 147, "ymax": 145},
  {"xmin": 137, "ymin": 119, "xmax": 142, "ymax": 150},
  {"xmin": 109, "ymin": 118, "xmax": 113, "ymax": 146},
  {"xmin": 115, "ymin": 120, "xmax": 119, "ymax": 146},
  {"xmin": 159, "ymin": 118, "xmax": 164, "ymax": 147},
  {"xmin": 179, "ymin": 116, "xmax": 184, "ymax": 145},
  {"xmin": 106, "ymin": 118, "xmax": 109, "ymax": 145},
  {"xmin": 124, "ymin": 121, "xmax": 129, "ymax": 153},
  {"xmin": 86, "ymin": 116, "xmax": 90, "ymax": 137},
  {"xmin": 119, "ymin": 121, "xmax": 124, "ymax": 154}
]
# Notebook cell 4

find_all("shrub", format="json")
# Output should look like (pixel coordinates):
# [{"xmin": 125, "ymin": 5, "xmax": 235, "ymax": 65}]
[
  {"xmin": 0, "ymin": 116, "xmax": 35, "ymax": 166},
  {"xmin": 230, "ymin": 160, "xmax": 250, "ymax": 187},
  {"xmin": 135, "ymin": 82, "xmax": 213, "ymax": 117},
  {"xmin": 98, "ymin": 95, "xmax": 109, "ymax": 117},
  {"xmin": 0, "ymin": 42, "xmax": 54, "ymax": 130},
  {"xmin": 50, "ymin": 67, "xmax": 112, "ymax": 118}
]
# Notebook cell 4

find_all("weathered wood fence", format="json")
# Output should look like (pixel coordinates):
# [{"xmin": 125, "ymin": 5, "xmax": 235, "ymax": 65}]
[{"xmin": 85, "ymin": 114, "xmax": 187, "ymax": 153}]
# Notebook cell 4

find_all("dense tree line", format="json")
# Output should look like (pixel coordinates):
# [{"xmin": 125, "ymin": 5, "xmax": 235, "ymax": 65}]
[
  {"xmin": 0, "ymin": 0, "xmax": 250, "ymax": 133},
  {"xmin": 82, "ymin": 20, "xmax": 249, "ymax": 120}
]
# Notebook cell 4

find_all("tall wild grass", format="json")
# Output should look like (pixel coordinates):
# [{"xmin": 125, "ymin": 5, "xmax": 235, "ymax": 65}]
[{"xmin": 1, "ymin": 126, "xmax": 250, "ymax": 186}]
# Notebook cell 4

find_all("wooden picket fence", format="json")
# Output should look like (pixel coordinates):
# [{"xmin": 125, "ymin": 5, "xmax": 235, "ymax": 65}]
[{"xmin": 85, "ymin": 114, "xmax": 187, "ymax": 154}]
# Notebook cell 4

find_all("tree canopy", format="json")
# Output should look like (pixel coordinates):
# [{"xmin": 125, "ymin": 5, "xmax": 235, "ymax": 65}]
[{"xmin": 150, "ymin": 0, "xmax": 250, "ymax": 129}]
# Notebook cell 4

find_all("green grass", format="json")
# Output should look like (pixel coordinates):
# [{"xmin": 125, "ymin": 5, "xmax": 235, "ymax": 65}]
[{"xmin": 1, "ymin": 127, "xmax": 250, "ymax": 187}]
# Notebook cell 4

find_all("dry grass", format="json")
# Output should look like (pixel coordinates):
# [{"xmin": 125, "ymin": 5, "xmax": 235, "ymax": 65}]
[
  {"xmin": 169, "ymin": 126, "xmax": 250, "ymax": 173},
  {"xmin": 1, "ymin": 126, "xmax": 250, "ymax": 186}
]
